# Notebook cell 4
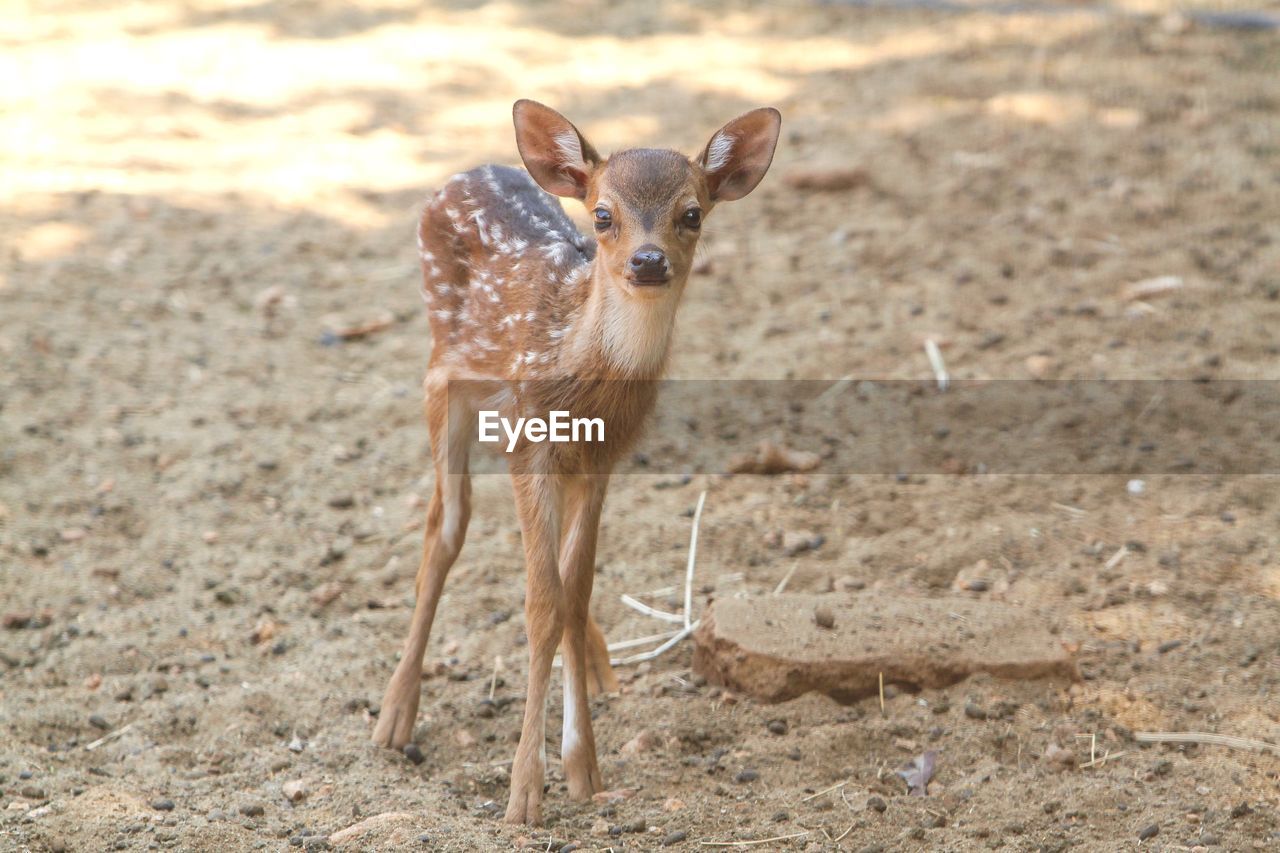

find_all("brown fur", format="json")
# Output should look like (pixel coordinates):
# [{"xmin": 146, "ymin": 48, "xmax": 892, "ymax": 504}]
[{"xmin": 371, "ymin": 100, "xmax": 780, "ymax": 825}]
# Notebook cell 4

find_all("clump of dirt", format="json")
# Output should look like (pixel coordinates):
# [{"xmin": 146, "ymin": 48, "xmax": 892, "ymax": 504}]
[{"xmin": 2, "ymin": 1, "xmax": 1279, "ymax": 850}]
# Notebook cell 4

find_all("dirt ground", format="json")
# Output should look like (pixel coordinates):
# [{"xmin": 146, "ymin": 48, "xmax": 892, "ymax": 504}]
[{"xmin": 3, "ymin": 1, "xmax": 1279, "ymax": 850}]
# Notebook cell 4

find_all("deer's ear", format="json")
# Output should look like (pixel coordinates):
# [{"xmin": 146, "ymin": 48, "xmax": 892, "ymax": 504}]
[
  {"xmin": 697, "ymin": 107, "xmax": 781, "ymax": 202},
  {"xmin": 512, "ymin": 100, "xmax": 601, "ymax": 200}
]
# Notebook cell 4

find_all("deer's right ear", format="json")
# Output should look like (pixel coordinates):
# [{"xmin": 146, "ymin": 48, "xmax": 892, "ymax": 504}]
[{"xmin": 513, "ymin": 100, "xmax": 601, "ymax": 200}]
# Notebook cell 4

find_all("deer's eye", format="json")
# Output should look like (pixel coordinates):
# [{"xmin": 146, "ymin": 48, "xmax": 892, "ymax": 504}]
[
  {"xmin": 593, "ymin": 208, "xmax": 612, "ymax": 231},
  {"xmin": 682, "ymin": 208, "xmax": 702, "ymax": 229}
]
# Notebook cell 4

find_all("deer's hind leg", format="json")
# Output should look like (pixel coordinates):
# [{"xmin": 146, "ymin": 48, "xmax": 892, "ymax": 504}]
[
  {"xmin": 584, "ymin": 614, "xmax": 619, "ymax": 696},
  {"xmin": 372, "ymin": 375, "xmax": 471, "ymax": 750}
]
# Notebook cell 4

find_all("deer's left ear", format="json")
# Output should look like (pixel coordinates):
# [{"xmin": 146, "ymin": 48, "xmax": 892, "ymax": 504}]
[{"xmin": 697, "ymin": 107, "xmax": 781, "ymax": 202}]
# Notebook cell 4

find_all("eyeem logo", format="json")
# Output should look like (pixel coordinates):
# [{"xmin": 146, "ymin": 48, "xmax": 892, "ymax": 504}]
[{"xmin": 478, "ymin": 410, "xmax": 605, "ymax": 453}]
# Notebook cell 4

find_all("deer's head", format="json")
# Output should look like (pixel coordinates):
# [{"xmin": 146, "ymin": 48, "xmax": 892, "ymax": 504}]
[{"xmin": 513, "ymin": 100, "xmax": 781, "ymax": 302}]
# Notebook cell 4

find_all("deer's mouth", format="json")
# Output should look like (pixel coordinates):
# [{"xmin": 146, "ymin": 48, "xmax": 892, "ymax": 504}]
[{"xmin": 625, "ymin": 273, "xmax": 671, "ymax": 287}]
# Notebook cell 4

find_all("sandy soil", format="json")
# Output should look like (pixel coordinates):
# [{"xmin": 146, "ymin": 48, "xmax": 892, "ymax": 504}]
[{"xmin": 2, "ymin": 1, "xmax": 1279, "ymax": 850}]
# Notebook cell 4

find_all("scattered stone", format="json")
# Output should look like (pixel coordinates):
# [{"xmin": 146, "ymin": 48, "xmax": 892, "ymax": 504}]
[
  {"xmin": 867, "ymin": 795, "xmax": 887, "ymax": 813},
  {"xmin": 734, "ymin": 769, "xmax": 759, "ymax": 784},
  {"xmin": 88, "ymin": 713, "xmax": 110, "ymax": 730},
  {"xmin": 662, "ymin": 830, "xmax": 688, "ymax": 846},
  {"xmin": 1230, "ymin": 802, "xmax": 1252, "ymax": 819},
  {"xmin": 767, "ymin": 719, "xmax": 788, "ymax": 736},
  {"xmin": 897, "ymin": 750, "xmax": 937, "ymax": 796},
  {"xmin": 620, "ymin": 730, "xmax": 663, "ymax": 757},
  {"xmin": 693, "ymin": 594, "xmax": 1078, "ymax": 704},
  {"xmin": 326, "ymin": 537, "xmax": 354, "ymax": 562},
  {"xmin": 783, "ymin": 530, "xmax": 824, "ymax": 557},
  {"xmin": 662, "ymin": 797, "xmax": 685, "ymax": 812},
  {"xmin": 1138, "ymin": 823, "xmax": 1159, "ymax": 841},
  {"xmin": 150, "ymin": 798, "xmax": 175, "ymax": 811},
  {"xmin": 1044, "ymin": 743, "xmax": 1076, "ymax": 771},
  {"xmin": 328, "ymin": 812, "xmax": 414, "ymax": 846},
  {"xmin": 453, "ymin": 729, "xmax": 476, "ymax": 748},
  {"xmin": 310, "ymin": 583, "xmax": 343, "ymax": 608},
  {"xmin": 813, "ymin": 606, "xmax": 835, "ymax": 630},
  {"xmin": 4, "ymin": 611, "xmax": 52, "ymax": 630},
  {"xmin": 282, "ymin": 780, "xmax": 309, "ymax": 803},
  {"xmin": 402, "ymin": 744, "xmax": 425, "ymax": 765},
  {"xmin": 250, "ymin": 618, "xmax": 277, "ymax": 645},
  {"xmin": 239, "ymin": 801, "xmax": 266, "ymax": 817},
  {"xmin": 328, "ymin": 494, "xmax": 355, "ymax": 509},
  {"xmin": 20, "ymin": 786, "xmax": 46, "ymax": 800},
  {"xmin": 728, "ymin": 441, "xmax": 820, "ymax": 475},
  {"xmin": 964, "ymin": 703, "xmax": 988, "ymax": 721},
  {"xmin": 288, "ymin": 735, "xmax": 305, "ymax": 753}
]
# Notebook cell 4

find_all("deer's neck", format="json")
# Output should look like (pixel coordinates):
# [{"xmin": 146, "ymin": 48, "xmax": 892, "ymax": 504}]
[{"xmin": 562, "ymin": 265, "xmax": 679, "ymax": 378}]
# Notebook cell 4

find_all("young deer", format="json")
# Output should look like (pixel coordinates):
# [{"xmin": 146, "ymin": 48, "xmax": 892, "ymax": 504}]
[{"xmin": 371, "ymin": 100, "xmax": 781, "ymax": 825}]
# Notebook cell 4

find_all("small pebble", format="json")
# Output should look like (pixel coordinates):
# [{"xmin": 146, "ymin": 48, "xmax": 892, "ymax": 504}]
[
  {"xmin": 403, "ymin": 743, "xmax": 425, "ymax": 765},
  {"xmin": 767, "ymin": 719, "xmax": 788, "ymax": 736},
  {"xmin": 866, "ymin": 795, "xmax": 887, "ymax": 813},
  {"xmin": 734, "ymin": 769, "xmax": 759, "ymax": 784},
  {"xmin": 150, "ymin": 799, "xmax": 175, "ymax": 812},
  {"xmin": 813, "ymin": 606, "xmax": 835, "ymax": 629},
  {"xmin": 328, "ymin": 494, "xmax": 355, "ymax": 509},
  {"xmin": 238, "ymin": 801, "xmax": 265, "ymax": 817},
  {"xmin": 1138, "ymin": 823, "xmax": 1159, "ymax": 841},
  {"xmin": 20, "ymin": 786, "xmax": 46, "ymax": 800},
  {"xmin": 88, "ymin": 713, "xmax": 110, "ymax": 730},
  {"xmin": 964, "ymin": 703, "xmax": 988, "ymax": 720},
  {"xmin": 662, "ymin": 830, "xmax": 687, "ymax": 846}
]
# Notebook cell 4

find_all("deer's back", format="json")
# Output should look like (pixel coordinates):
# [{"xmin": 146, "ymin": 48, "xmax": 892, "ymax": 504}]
[{"xmin": 418, "ymin": 165, "xmax": 594, "ymax": 375}]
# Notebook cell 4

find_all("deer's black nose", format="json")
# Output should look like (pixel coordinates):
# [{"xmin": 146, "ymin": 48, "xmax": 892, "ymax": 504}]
[{"xmin": 627, "ymin": 245, "xmax": 668, "ymax": 282}]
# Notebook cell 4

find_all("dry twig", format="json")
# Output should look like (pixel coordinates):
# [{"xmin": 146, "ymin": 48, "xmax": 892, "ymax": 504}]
[
  {"xmin": 1135, "ymin": 732, "xmax": 1277, "ymax": 752},
  {"xmin": 699, "ymin": 831, "xmax": 810, "ymax": 848}
]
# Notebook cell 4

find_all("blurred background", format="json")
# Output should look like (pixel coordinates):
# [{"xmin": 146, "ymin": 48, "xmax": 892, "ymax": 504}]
[{"xmin": 2, "ymin": 1, "xmax": 1278, "ymax": 850}]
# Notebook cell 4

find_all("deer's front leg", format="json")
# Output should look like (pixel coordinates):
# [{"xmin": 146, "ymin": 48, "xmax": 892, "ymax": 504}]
[
  {"xmin": 559, "ymin": 475, "xmax": 609, "ymax": 800},
  {"xmin": 505, "ymin": 472, "xmax": 564, "ymax": 826}
]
